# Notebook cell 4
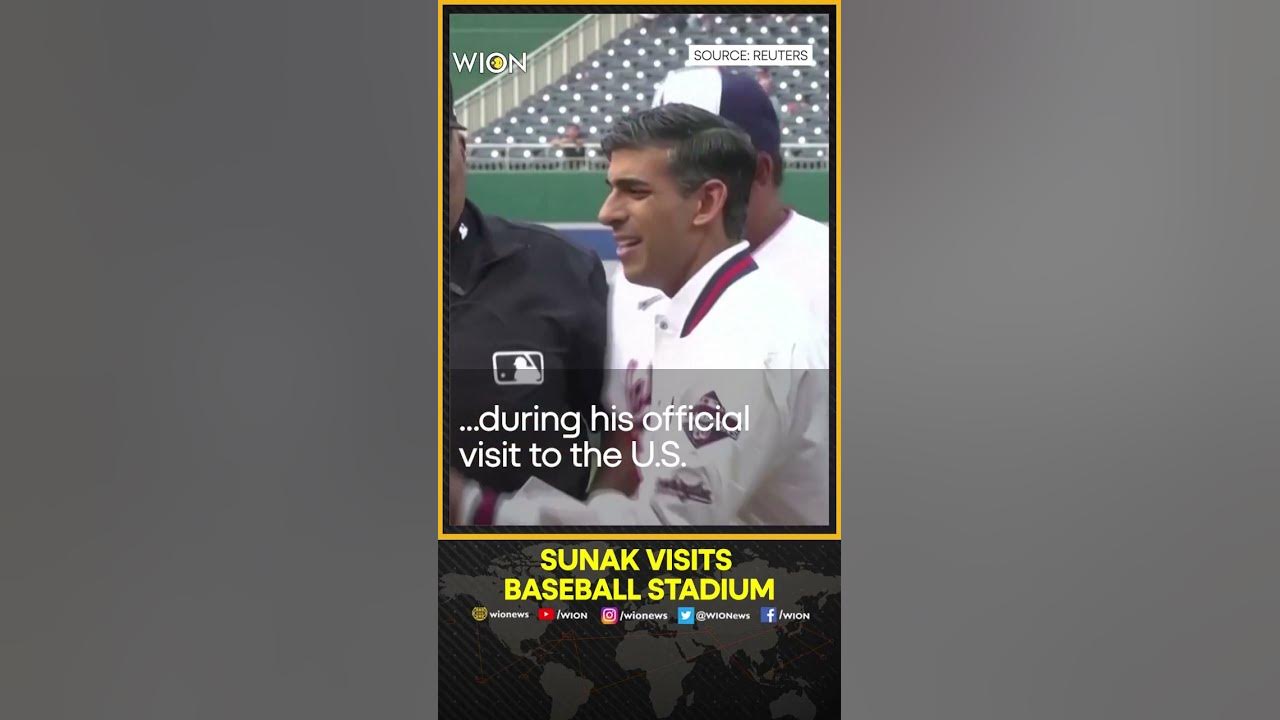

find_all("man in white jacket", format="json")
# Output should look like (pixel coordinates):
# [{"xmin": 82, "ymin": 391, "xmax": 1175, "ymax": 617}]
[
  {"xmin": 592, "ymin": 68, "xmax": 832, "ymax": 516},
  {"xmin": 462, "ymin": 104, "xmax": 829, "ymax": 526},
  {"xmin": 645, "ymin": 66, "xmax": 829, "ymax": 342}
]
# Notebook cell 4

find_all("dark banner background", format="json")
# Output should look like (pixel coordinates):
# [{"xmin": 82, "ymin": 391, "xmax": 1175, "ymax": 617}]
[{"xmin": 440, "ymin": 541, "xmax": 839, "ymax": 720}]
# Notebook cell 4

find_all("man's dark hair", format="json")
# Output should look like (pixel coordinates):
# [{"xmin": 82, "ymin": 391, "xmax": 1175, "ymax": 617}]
[{"xmin": 602, "ymin": 104, "xmax": 757, "ymax": 240}]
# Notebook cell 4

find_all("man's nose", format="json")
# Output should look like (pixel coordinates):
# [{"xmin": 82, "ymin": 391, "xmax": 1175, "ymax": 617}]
[{"xmin": 598, "ymin": 193, "xmax": 624, "ymax": 228}]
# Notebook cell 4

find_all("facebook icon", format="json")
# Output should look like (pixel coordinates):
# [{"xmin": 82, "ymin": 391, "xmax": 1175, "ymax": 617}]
[{"xmin": 760, "ymin": 607, "xmax": 777, "ymax": 624}]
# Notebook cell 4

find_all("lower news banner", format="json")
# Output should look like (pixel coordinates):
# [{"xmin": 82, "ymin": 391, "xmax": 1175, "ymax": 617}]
[{"xmin": 439, "ymin": 541, "xmax": 840, "ymax": 720}]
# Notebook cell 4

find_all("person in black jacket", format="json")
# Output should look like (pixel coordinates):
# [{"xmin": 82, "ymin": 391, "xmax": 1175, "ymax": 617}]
[{"xmin": 446, "ymin": 78, "xmax": 608, "ymax": 525}]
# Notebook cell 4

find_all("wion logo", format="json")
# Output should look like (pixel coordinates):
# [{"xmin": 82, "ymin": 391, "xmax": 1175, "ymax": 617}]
[{"xmin": 451, "ymin": 52, "xmax": 528, "ymax": 75}]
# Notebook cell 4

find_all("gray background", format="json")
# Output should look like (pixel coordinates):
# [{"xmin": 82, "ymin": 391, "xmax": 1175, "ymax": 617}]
[
  {"xmin": 843, "ymin": 1, "xmax": 1279, "ymax": 718},
  {"xmin": 2, "ymin": 1, "xmax": 437, "ymax": 717},
  {"xmin": 2, "ymin": 1, "xmax": 1278, "ymax": 719}
]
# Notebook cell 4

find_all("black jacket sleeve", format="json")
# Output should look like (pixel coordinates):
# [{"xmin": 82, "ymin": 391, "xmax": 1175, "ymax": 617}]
[{"xmin": 567, "ymin": 253, "xmax": 608, "ymax": 418}]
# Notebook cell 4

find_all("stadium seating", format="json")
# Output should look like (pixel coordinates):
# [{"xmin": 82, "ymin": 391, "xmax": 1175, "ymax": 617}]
[{"xmin": 466, "ymin": 13, "xmax": 832, "ymax": 166}]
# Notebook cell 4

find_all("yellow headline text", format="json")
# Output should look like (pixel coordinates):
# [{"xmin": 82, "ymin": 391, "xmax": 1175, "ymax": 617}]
[
  {"xmin": 539, "ymin": 547, "xmax": 734, "ymax": 572},
  {"xmin": 504, "ymin": 576, "xmax": 775, "ymax": 602}
]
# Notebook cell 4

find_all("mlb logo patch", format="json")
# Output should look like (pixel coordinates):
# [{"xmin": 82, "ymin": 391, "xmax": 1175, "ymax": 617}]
[{"xmin": 492, "ymin": 351, "xmax": 544, "ymax": 385}]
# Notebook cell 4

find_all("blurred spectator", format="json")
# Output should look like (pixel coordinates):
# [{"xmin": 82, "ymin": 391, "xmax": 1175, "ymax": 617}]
[{"xmin": 550, "ymin": 123, "xmax": 586, "ymax": 168}]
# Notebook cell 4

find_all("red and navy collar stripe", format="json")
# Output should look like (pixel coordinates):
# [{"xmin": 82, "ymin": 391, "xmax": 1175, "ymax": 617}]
[{"xmin": 680, "ymin": 247, "xmax": 758, "ymax": 338}]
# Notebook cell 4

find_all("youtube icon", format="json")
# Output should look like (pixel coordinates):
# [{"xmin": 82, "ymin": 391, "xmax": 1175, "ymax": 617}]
[{"xmin": 537, "ymin": 608, "xmax": 556, "ymax": 621}]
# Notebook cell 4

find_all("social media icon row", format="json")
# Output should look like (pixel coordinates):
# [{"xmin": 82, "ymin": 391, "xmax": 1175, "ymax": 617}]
[
  {"xmin": 590, "ymin": 606, "xmax": 788, "ymax": 624},
  {"xmin": 474, "ymin": 606, "xmax": 805, "ymax": 624}
]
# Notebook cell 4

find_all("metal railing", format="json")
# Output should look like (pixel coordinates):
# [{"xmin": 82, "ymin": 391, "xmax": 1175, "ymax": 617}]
[
  {"xmin": 454, "ymin": 14, "xmax": 642, "ymax": 132},
  {"xmin": 466, "ymin": 143, "xmax": 831, "ymax": 171}
]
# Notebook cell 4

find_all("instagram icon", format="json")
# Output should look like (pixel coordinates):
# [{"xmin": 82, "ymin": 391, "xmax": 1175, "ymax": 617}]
[{"xmin": 600, "ymin": 607, "xmax": 620, "ymax": 625}]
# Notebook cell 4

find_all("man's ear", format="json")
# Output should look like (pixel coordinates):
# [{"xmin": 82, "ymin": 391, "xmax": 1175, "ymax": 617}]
[{"xmin": 690, "ymin": 179, "xmax": 729, "ymax": 231}]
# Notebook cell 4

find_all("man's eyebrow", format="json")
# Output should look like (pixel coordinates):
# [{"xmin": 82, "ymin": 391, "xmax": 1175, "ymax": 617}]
[{"xmin": 605, "ymin": 177, "xmax": 651, "ymax": 191}]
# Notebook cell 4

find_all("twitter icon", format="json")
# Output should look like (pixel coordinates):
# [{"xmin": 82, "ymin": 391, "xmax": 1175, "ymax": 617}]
[{"xmin": 677, "ymin": 607, "xmax": 696, "ymax": 625}]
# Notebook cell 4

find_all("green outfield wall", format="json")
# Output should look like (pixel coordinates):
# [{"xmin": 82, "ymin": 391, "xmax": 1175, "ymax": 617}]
[{"xmin": 467, "ymin": 171, "xmax": 831, "ymax": 223}]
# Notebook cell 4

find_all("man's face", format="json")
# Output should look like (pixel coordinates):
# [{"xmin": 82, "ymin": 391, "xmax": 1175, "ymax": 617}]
[
  {"xmin": 598, "ymin": 146, "xmax": 701, "ymax": 294},
  {"xmin": 448, "ymin": 129, "xmax": 467, "ymax": 233},
  {"xmin": 566, "ymin": 125, "xmax": 581, "ymax": 140}
]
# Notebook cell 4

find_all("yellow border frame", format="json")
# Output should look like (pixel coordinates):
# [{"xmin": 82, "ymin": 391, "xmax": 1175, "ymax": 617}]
[{"xmin": 439, "ymin": 1, "xmax": 841, "ymax": 540}]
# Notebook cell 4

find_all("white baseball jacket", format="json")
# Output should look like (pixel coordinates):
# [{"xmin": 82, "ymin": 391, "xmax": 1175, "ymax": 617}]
[{"xmin": 488, "ymin": 241, "xmax": 829, "ymax": 526}]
